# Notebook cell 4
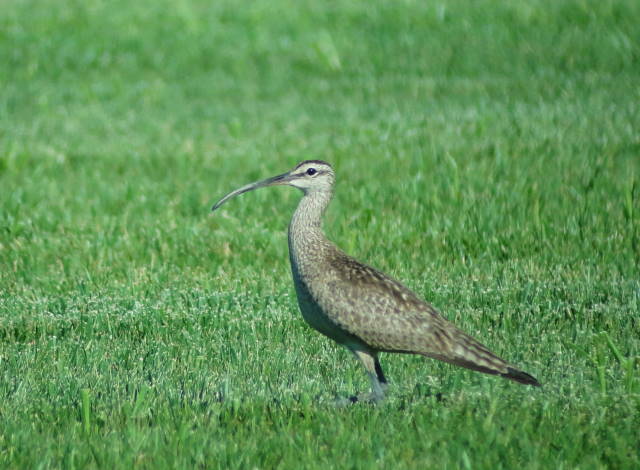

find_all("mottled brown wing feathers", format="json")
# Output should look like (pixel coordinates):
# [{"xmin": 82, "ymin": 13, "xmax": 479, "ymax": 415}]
[
  {"xmin": 318, "ymin": 252, "xmax": 457, "ymax": 353},
  {"xmin": 316, "ymin": 252, "xmax": 538, "ymax": 384}
]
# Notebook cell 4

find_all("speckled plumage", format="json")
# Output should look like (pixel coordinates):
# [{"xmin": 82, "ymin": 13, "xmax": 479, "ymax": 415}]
[{"xmin": 212, "ymin": 160, "xmax": 541, "ymax": 401}]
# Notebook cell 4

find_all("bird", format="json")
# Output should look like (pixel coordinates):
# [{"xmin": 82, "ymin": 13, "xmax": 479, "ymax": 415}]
[{"xmin": 211, "ymin": 160, "xmax": 541, "ymax": 402}]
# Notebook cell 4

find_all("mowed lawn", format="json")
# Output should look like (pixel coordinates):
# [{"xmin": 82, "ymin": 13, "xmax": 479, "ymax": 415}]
[{"xmin": 1, "ymin": 0, "xmax": 639, "ymax": 468}]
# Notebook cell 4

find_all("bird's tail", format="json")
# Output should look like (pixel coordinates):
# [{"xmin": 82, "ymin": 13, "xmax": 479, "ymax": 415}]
[
  {"xmin": 500, "ymin": 367, "xmax": 541, "ymax": 386},
  {"xmin": 424, "ymin": 329, "xmax": 541, "ymax": 387}
]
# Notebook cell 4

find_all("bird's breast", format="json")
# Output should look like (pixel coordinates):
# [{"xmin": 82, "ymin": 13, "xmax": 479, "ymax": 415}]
[{"xmin": 288, "ymin": 250, "xmax": 355, "ymax": 344}]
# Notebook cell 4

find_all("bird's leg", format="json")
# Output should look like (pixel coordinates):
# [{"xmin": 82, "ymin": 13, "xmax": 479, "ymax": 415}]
[
  {"xmin": 333, "ymin": 348, "xmax": 387, "ymax": 406},
  {"xmin": 374, "ymin": 356, "xmax": 389, "ymax": 394},
  {"xmin": 352, "ymin": 349, "xmax": 388, "ymax": 403}
]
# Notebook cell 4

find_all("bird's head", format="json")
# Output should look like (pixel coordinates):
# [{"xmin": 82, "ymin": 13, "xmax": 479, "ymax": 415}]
[{"xmin": 211, "ymin": 160, "xmax": 335, "ymax": 211}]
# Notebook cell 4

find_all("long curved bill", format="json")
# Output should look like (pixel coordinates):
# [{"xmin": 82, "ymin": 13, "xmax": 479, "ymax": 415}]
[{"xmin": 211, "ymin": 172, "xmax": 291, "ymax": 211}]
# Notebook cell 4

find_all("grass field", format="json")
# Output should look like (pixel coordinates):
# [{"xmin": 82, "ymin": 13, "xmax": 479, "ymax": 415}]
[{"xmin": 1, "ymin": 0, "xmax": 639, "ymax": 468}]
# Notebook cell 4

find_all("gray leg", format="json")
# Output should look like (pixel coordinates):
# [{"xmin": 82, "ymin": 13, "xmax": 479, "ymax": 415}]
[{"xmin": 353, "ymin": 349, "xmax": 388, "ymax": 403}]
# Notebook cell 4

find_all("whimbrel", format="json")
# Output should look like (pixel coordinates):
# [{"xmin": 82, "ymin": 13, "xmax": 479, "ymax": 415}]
[{"xmin": 212, "ymin": 160, "xmax": 540, "ymax": 402}]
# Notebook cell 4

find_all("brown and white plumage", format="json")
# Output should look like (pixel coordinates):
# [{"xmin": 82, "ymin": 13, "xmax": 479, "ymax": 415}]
[{"xmin": 212, "ymin": 160, "xmax": 540, "ymax": 402}]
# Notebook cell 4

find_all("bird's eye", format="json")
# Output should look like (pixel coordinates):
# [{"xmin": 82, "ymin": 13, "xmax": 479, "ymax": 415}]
[{"xmin": 306, "ymin": 168, "xmax": 317, "ymax": 176}]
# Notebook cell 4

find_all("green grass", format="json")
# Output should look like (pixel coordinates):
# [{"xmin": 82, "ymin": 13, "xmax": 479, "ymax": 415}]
[{"xmin": 1, "ymin": 0, "xmax": 639, "ymax": 468}]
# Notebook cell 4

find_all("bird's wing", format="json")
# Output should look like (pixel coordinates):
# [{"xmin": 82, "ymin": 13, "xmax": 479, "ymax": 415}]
[
  {"xmin": 312, "ymin": 251, "xmax": 454, "ymax": 353},
  {"xmin": 306, "ymin": 250, "xmax": 540, "ymax": 386},
  {"xmin": 313, "ymin": 252, "xmax": 513, "ymax": 370}
]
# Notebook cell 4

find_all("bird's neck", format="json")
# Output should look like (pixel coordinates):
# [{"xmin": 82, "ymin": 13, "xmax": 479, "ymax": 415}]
[{"xmin": 288, "ymin": 189, "xmax": 333, "ymax": 264}]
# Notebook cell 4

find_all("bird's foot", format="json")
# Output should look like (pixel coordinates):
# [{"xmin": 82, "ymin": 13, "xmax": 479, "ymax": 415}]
[
  {"xmin": 333, "ymin": 391, "xmax": 385, "ymax": 407},
  {"xmin": 332, "ymin": 395, "xmax": 360, "ymax": 407}
]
